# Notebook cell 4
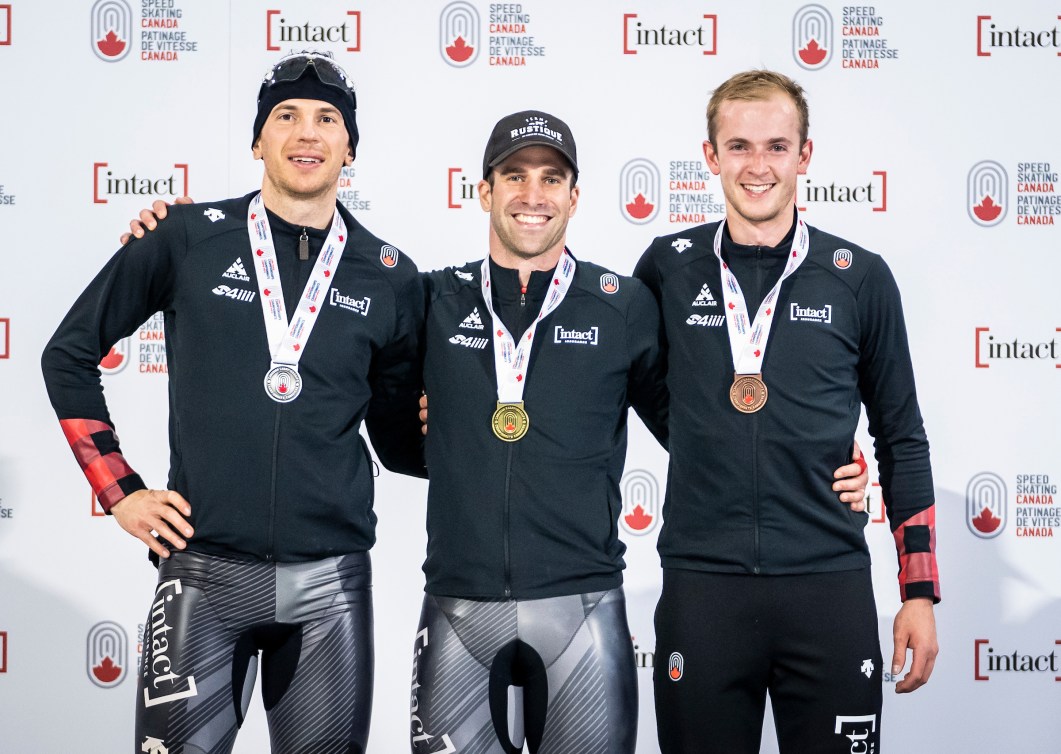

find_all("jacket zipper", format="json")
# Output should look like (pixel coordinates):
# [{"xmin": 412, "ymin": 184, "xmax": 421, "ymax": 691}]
[
  {"xmin": 752, "ymin": 248, "xmax": 763, "ymax": 574},
  {"xmin": 503, "ymin": 282, "xmax": 529, "ymax": 597}
]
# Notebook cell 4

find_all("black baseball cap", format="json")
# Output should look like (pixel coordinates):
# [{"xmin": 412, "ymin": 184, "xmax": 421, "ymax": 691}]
[{"xmin": 482, "ymin": 110, "xmax": 578, "ymax": 181}]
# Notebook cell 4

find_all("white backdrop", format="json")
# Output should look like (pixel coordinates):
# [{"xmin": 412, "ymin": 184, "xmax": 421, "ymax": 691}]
[{"xmin": 1, "ymin": 1, "xmax": 1059, "ymax": 752}]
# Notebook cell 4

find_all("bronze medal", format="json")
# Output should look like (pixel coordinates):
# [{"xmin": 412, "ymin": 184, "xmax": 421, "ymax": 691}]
[
  {"xmin": 729, "ymin": 373, "xmax": 767, "ymax": 414},
  {"xmin": 492, "ymin": 401, "xmax": 529, "ymax": 442}
]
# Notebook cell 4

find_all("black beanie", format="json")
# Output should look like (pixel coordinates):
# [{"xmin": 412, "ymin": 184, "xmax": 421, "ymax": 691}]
[{"xmin": 252, "ymin": 59, "xmax": 359, "ymax": 157}]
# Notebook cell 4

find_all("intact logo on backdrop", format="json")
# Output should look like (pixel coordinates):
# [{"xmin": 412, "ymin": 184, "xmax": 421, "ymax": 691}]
[
  {"xmin": 622, "ymin": 11, "xmax": 717, "ymax": 55},
  {"xmin": 100, "ymin": 313, "xmax": 167, "ymax": 376},
  {"xmin": 0, "ymin": 4, "xmax": 10, "ymax": 46},
  {"xmin": 447, "ymin": 167, "xmax": 477, "ymax": 208},
  {"xmin": 974, "ymin": 639, "xmax": 1061, "ymax": 682},
  {"xmin": 974, "ymin": 327, "xmax": 1059, "ymax": 369},
  {"xmin": 966, "ymin": 471, "xmax": 1058, "ymax": 540},
  {"xmin": 0, "ymin": 630, "xmax": 7, "ymax": 673},
  {"xmin": 620, "ymin": 469, "xmax": 660, "ymax": 536},
  {"xmin": 338, "ymin": 166, "xmax": 373, "ymax": 214},
  {"xmin": 0, "ymin": 317, "xmax": 9, "ymax": 359},
  {"xmin": 266, "ymin": 8, "xmax": 361, "ymax": 52},
  {"xmin": 90, "ymin": 0, "xmax": 200, "ymax": 63},
  {"xmin": 440, "ymin": 1, "xmax": 548, "ymax": 68},
  {"xmin": 968, "ymin": 160, "xmax": 1058, "ymax": 227},
  {"xmin": 797, "ymin": 171, "xmax": 887, "ymax": 212},
  {"xmin": 793, "ymin": 4, "xmax": 900, "ymax": 70},
  {"xmin": 93, "ymin": 162, "xmax": 189, "ymax": 204},
  {"xmin": 87, "ymin": 621, "xmax": 128, "ymax": 688},
  {"xmin": 620, "ymin": 158, "xmax": 724, "ymax": 225},
  {"xmin": 977, "ymin": 14, "xmax": 1061, "ymax": 57}
]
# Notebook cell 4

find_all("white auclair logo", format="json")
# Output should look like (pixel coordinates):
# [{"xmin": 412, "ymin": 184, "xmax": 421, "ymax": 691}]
[
  {"xmin": 449, "ymin": 334, "xmax": 489, "ymax": 349},
  {"xmin": 330, "ymin": 289, "xmax": 371, "ymax": 316},
  {"xmin": 672, "ymin": 238, "xmax": 693, "ymax": 253},
  {"xmin": 211, "ymin": 284, "xmax": 256, "ymax": 303},
  {"xmin": 222, "ymin": 257, "xmax": 250, "ymax": 282},
  {"xmin": 692, "ymin": 284, "xmax": 716, "ymax": 307},
  {"xmin": 553, "ymin": 325, "xmax": 599, "ymax": 345},
  {"xmin": 686, "ymin": 314, "xmax": 725, "ymax": 327},
  {"xmin": 459, "ymin": 308, "xmax": 484, "ymax": 330},
  {"xmin": 790, "ymin": 303, "xmax": 832, "ymax": 323},
  {"xmin": 203, "ymin": 208, "xmax": 225, "ymax": 222}
]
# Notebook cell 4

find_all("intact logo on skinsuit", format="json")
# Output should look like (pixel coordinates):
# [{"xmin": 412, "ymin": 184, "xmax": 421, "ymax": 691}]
[
  {"xmin": 833, "ymin": 714, "xmax": 877, "ymax": 752},
  {"xmin": 91, "ymin": 0, "xmax": 132, "ymax": 61},
  {"xmin": 793, "ymin": 4, "xmax": 833, "ymax": 70},
  {"xmin": 87, "ymin": 621, "xmax": 128, "ymax": 688},
  {"xmin": 968, "ymin": 161, "xmax": 1008, "ymax": 226},
  {"xmin": 99, "ymin": 337, "xmax": 131, "ymax": 375},
  {"xmin": 330, "ymin": 289, "xmax": 371, "ymax": 316},
  {"xmin": 266, "ymin": 8, "xmax": 361, "ymax": 52},
  {"xmin": 620, "ymin": 159, "xmax": 660, "ymax": 224},
  {"xmin": 967, "ymin": 472, "xmax": 1006, "ymax": 538},
  {"xmin": 143, "ymin": 579, "xmax": 199, "ymax": 707},
  {"xmin": 553, "ymin": 325, "xmax": 599, "ymax": 346},
  {"xmin": 620, "ymin": 469, "xmax": 660, "ymax": 536},
  {"xmin": 380, "ymin": 245, "xmax": 400, "ymax": 268},
  {"xmin": 440, "ymin": 1, "xmax": 480, "ymax": 67},
  {"xmin": 790, "ymin": 303, "xmax": 832, "ymax": 324},
  {"xmin": 668, "ymin": 652, "xmax": 684, "ymax": 681}
]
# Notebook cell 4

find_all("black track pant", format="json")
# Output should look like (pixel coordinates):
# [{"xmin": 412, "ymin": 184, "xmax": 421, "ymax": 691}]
[
  {"xmin": 654, "ymin": 568, "xmax": 883, "ymax": 754},
  {"xmin": 135, "ymin": 550, "xmax": 373, "ymax": 754},
  {"xmin": 409, "ymin": 588, "xmax": 638, "ymax": 754}
]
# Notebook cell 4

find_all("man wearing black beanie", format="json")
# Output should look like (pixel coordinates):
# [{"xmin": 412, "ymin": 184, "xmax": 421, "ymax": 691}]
[{"xmin": 42, "ymin": 52, "xmax": 425, "ymax": 752}]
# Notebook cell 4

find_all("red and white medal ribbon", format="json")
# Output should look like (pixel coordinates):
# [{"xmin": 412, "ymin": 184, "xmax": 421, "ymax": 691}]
[
  {"xmin": 480, "ymin": 250, "xmax": 576, "ymax": 404},
  {"xmin": 713, "ymin": 214, "xmax": 809, "ymax": 376},
  {"xmin": 247, "ymin": 193, "xmax": 347, "ymax": 402}
]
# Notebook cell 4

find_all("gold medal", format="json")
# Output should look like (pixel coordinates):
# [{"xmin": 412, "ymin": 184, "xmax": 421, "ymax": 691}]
[
  {"xmin": 492, "ymin": 401, "xmax": 529, "ymax": 442},
  {"xmin": 729, "ymin": 373, "xmax": 767, "ymax": 413}
]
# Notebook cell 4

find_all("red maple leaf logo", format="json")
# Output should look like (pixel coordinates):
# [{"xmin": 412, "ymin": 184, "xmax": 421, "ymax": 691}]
[
  {"xmin": 97, "ymin": 30, "xmax": 126, "ymax": 58},
  {"xmin": 446, "ymin": 36, "xmax": 475, "ymax": 62},
  {"xmin": 973, "ymin": 195, "xmax": 1002, "ymax": 222},
  {"xmin": 92, "ymin": 656, "xmax": 122, "ymax": 683},
  {"xmin": 799, "ymin": 39, "xmax": 827, "ymax": 66},
  {"xmin": 972, "ymin": 507, "xmax": 1001, "ymax": 534},
  {"xmin": 626, "ymin": 193, "xmax": 654, "ymax": 219},
  {"xmin": 99, "ymin": 346, "xmax": 124, "ymax": 370},
  {"xmin": 624, "ymin": 504, "xmax": 653, "ymax": 531}
]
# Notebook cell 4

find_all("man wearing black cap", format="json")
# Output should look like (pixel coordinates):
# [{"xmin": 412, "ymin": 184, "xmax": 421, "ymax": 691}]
[
  {"xmin": 42, "ymin": 52, "xmax": 424, "ymax": 752},
  {"xmin": 408, "ymin": 109, "xmax": 668, "ymax": 754}
]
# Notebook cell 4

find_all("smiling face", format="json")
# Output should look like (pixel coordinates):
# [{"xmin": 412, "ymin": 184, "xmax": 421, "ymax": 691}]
[
  {"xmin": 479, "ymin": 144, "xmax": 579, "ymax": 269},
  {"xmin": 253, "ymin": 98, "xmax": 353, "ymax": 210},
  {"xmin": 703, "ymin": 91, "xmax": 812, "ymax": 246}
]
